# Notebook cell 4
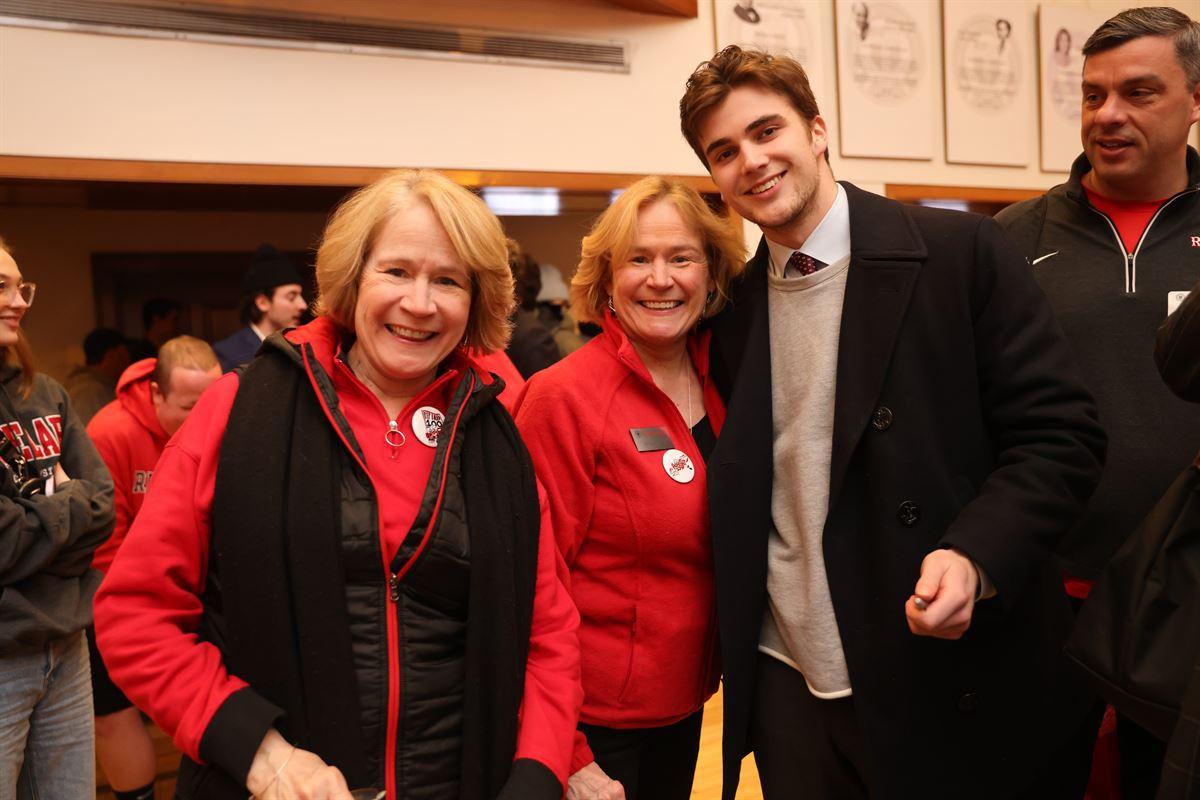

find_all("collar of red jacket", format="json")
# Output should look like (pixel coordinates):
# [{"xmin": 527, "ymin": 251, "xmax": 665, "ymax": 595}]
[{"xmin": 600, "ymin": 308, "xmax": 713, "ymax": 386}]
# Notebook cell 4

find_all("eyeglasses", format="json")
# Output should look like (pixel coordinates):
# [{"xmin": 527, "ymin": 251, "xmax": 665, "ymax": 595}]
[{"xmin": 0, "ymin": 281, "xmax": 36, "ymax": 307}]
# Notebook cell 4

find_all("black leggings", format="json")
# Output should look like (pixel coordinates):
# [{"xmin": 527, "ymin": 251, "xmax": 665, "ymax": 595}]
[{"xmin": 579, "ymin": 710, "xmax": 704, "ymax": 800}]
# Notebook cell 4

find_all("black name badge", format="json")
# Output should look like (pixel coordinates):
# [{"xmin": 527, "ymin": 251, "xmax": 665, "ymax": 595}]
[{"xmin": 630, "ymin": 426, "xmax": 673, "ymax": 453}]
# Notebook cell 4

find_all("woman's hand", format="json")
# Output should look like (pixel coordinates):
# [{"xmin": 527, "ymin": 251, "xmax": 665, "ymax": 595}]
[
  {"xmin": 247, "ymin": 729, "xmax": 354, "ymax": 800},
  {"xmin": 566, "ymin": 761, "xmax": 625, "ymax": 800}
]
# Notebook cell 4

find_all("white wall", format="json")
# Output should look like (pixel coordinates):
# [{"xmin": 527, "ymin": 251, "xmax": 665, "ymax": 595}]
[
  {"xmin": 2, "ymin": 0, "xmax": 1197, "ymax": 191},
  {"xmin": 0, "ymin": 0, "xmax": 715, "ymax": 176}
]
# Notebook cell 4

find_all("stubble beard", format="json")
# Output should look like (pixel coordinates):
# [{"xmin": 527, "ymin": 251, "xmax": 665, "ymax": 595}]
[{"xmin": 747, "ymin": 171, "xmax": 819, "ymax": 239}]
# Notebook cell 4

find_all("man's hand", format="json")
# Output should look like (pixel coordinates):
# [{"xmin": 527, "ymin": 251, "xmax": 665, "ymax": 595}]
[
  {"xmin": 53, "ymin": 462, "xmax": 69, "ymax": 486},
  {"xmin": 566, "ymin": 761, "xmax": 625, "ymax": 800},
  {"xmin": 906, "ymin": 548, "xmax": 979, "ymax": 640}
]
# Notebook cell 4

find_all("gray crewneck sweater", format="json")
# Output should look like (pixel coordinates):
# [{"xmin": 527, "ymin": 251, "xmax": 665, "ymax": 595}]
[{"xmin": 759, "ymin": 253, "xmax": 853, "ymax": 698}]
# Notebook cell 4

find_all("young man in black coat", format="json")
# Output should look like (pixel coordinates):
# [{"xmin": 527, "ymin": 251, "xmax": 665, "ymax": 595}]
[{"xmin": 679, "ymin": 46, "xmax": 1107, "ymax": 799}]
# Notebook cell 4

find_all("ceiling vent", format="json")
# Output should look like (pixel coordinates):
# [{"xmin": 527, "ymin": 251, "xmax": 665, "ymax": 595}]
[{"xmin": 0, "ymin": 0, "xmax": 630, "ymax": 73}]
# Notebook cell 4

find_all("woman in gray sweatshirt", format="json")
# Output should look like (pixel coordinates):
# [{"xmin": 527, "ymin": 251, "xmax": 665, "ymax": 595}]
[{"xmin": 0, "ymin": 236, "xmax": 114, "ymax": 799}]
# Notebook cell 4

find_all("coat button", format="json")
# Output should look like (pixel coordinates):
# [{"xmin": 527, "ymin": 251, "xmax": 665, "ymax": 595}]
[
  {"xmin": 957, "ymin": 692, "xmax": 979, "ymax": 713},
  {"xmin": 871, "ymin": 406, "xmax": 894, "ymax": 431},
  {"xmin": 897, "ymin": 500, "xmax": 920, "ymax": 526}
]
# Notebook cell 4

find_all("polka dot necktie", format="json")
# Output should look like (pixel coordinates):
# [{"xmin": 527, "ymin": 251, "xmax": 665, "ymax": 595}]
[{"xmin": 785, "ymin": 251, "xmax": 826, "ymax": 278}]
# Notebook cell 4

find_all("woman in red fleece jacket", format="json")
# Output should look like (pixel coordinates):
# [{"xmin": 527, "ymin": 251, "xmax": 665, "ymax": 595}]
[
  {"xmin": 515, "ymin": 177, "xmax": 744, "ymax": 800},
  {"xmin": 94, "ymin": 170, "xmax": 581, "ymax": 800}
]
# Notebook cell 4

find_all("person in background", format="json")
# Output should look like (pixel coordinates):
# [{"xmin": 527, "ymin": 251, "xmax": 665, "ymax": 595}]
[
  {"xmin": 0, "ymin": 236, "xmax": 115, "ymax": 799},
  {"xmin": 996, "ymin": 8, "xmax": 1200, "ymax": 794},
  {"xmin": 86, "ymin": 335, "xmax": 222, "ymax": 800},
  {"xmin": 504, "ymin": 239, "xmax": 561, "ymax": 379},
  {"xmin": 535, "ymin": 264, "xmax": 587, "ymax": 358},
  {"xmin": 213, "ymin": 244, "xmax": 307, "ymax": 373},
  {"xmin": 516, "ymin": 176, "xmax": 744, "ymax": 800},
  {"xmin": 65, "ymin": 327, "xmax": 131, "ymax": 424},
  {"xmin": 680, "ymin": 45, "xmax": 1105, "ymax": 799},
  {"xmin": 94, "ymin": 170, "xmax": 580, "ymax": 799},
  {"xmin": 128, "ymin": 298, "xmax": 183, "ymax": 362}
]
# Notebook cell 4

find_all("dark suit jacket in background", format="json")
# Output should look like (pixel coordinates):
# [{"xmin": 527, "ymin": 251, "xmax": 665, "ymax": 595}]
[
  {"xmin": 706, "ymin": 183, "xmax": 1107, "ymax": 799},
  {"xmin": 213, "ymin": 325, "xmax": 262, "ymax": 374}
]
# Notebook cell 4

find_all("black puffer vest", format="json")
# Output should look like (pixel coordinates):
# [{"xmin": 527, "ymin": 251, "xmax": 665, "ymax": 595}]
[{"xmin": 174, "ymin": 329, "xmax": 542, "ymax": 799}]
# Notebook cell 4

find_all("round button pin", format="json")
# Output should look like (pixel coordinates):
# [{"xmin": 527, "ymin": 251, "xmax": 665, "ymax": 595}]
[
  {"xmin": 412, "ymin": 406, "xmax": 445, "ymax": 447},
  {"xmin": 662, "ymin": 449, "xmax": 695, "ymax": 484}
]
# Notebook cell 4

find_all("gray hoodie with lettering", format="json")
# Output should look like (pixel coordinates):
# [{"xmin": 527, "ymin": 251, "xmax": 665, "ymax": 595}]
[{"xmin": 0, "ymin": 364, "xmax": 114, "ymax": 653}]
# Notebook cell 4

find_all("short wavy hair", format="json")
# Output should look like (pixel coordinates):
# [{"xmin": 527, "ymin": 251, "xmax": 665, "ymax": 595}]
[
  {"xmin": 571, "ymin": 176, "xmax": 745, "ymax": 325},
  {"xmin": 315, "ymin": 169, "xmax": 514, "ymax": 352},
  {"xmin": 681, "ymin": 45, "xmax": 827, "ymax": 168}
]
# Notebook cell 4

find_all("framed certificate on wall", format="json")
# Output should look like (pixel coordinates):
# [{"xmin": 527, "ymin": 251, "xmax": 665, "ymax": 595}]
[{"xmin": 833, "ymin": 0, "xmax": 937, "ymax": 160}]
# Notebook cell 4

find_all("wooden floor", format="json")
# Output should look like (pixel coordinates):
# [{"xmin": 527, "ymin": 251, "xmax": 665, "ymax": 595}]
[
  {"xmin": 693, "ymin": 688, "xmax": 763, "ymax": 800},
  {"xmin": 97, "ymin": 688, "xmax": 758, "ymax": 799}
]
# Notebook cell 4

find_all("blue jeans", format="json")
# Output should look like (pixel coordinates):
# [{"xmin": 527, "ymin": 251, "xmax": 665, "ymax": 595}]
[{"xmin": 0, "ymin": 631, "xmax": 95, "ymax": 799}]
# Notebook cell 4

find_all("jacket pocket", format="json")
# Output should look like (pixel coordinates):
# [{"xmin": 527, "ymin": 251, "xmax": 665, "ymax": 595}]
[{"xmin": 616, "ymin": 607, "xmax": 638, "ymax": 706}]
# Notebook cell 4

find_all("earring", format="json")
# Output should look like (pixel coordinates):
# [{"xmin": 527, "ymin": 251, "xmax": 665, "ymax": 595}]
[{"xmin": 607, "ymin": 297, "xmax": 617, "ymax": 315}]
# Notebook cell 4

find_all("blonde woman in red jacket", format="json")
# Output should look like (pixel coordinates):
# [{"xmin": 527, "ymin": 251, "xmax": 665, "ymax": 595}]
[{"xmin": 515, "ymin": 177, "xmax": 744, "ymax": 800}]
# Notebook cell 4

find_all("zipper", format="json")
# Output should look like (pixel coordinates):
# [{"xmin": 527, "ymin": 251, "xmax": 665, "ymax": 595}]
[
  {"xmin": 382, "ymin": 370, "xmax": 475, "ymax": 796},
  {"xmin": 1085, "ymin": 186, "xmax": 1199, "ymax": 295},
  {"xmin": 301, "ymin": 347, "xmax": 475, "ymax": 797}
]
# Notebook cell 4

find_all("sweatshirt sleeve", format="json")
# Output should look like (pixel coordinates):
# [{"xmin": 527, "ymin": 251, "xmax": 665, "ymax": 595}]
[
  {"xmin": 86, "ymin": 416, "xmax": 133, "ymax": 573},
  {"xmin": 93, "ymin": 374, "xmax": 281, "ymax": 781},
  {"xmin": 506, "ymin": 482, "xmax": 582, "ymax": 797},
  {"xmin": 514, "ymin": 370, "xmax": 602, "ymax": 775},
  {"xmin": 0, "ymin": 383, "xmax": 114, "ymax": 585}
]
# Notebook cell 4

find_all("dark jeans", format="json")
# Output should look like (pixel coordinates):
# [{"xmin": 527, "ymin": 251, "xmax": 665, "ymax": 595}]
[{"xmin": 579, "ymin": 709, "xmax": 704, "ymax": 800}]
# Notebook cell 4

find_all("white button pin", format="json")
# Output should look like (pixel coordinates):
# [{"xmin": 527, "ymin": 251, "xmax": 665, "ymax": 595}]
[{"xmin": 662, "ymin": 448, "xmax": 695, "ymax": 484}]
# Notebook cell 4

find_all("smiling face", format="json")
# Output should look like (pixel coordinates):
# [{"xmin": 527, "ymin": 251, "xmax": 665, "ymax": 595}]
[
  {"xmin": 1081, "ymin": 35, "xmax": 1200, "ymax": 201},
  {"xmin": 349, "ymin": 200, "xmax": 472, "ymax": 400},
  {"xmin": 699, "ymin": 83, "xmax": 836, "ymax": 247},
  {"xmin": 0, "ymin": 248, "xmax": 30, "ymax": 348},
  {"xmin": 607, "ymin": 200, "xmax": 713, "ymax": 355}
]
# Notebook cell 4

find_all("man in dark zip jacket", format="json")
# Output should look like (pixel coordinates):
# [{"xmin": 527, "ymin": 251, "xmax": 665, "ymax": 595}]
[{"xmin": 995, "ymin": 7, "xmax": 1200, "ymax": 796}]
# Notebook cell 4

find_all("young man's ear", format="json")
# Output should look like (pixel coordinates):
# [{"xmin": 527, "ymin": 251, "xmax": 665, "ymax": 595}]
[
  {"xmin": 254, "ymin": 292, "xmax": 272, "ymax": 315},
  {"xmin": 149, "ymin": 381, "xmax": 164, "ymax": 404},
  {"xmin": 809, "ymin": 114, "xmax": 829, "ymax": 158}
]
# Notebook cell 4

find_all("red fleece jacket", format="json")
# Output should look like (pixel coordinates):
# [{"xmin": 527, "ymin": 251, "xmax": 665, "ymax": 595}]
[
  {"xmin": 93, "ymin": 319, "xmax": 581, "ymax": 787},
  {"xmin": 87, "ymin": 358, "xmax": 169, "ymax": 575},
  {"xmin": 514, "ymin": 315, "xmax": 723, "ymax": 772}
]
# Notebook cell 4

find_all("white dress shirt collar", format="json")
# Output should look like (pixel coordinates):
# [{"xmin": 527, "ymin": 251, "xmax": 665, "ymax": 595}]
[{"xmin": 766, "ymin": 183, "xmax": 851, "ymax": 278}]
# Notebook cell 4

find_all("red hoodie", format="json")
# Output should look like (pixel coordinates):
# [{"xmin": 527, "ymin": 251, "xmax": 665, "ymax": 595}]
[
  {"xmin": 93, "ymin": 319, "xmax": 581, "ymax": 789},
  {"xmin": 87, "ymin": 358, "xmax": 169, "ymax": 575}
]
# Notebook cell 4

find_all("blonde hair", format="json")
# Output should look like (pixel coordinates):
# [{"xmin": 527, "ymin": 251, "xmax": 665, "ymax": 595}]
[
  {"xmin": 572, "ymin": 177, "xmax": 745, "ymax": 324},
  {"xmin": 315, "ymin": 169, "xmax": 514, "ymax": 352},
  {"xmin": 153, "ymin": 335, "xmax": 219, "ymax": 393},
  {"xmin": 0, "ymin": 237, "xmax": 35, "ymax": 398}
]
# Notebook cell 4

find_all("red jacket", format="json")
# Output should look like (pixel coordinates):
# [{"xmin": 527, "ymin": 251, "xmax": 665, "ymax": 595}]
[
  {"xmin": 93, "ymin": 320, "xmax": 581, "ymax": 789},
  {"xmin": 470, "ymin": 348, "xmax": 525, "ymax": 411},
  {"xmin": 87, "ymin": 358, "xmax": 169, "ymax": 575},
  {"xmin": 514, "ymin": 315, "xmax": 723, "ymax": 770}
]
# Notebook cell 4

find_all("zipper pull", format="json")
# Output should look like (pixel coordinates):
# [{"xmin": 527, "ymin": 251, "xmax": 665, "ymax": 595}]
[{"xmin": 388, "ymin": 573, "xmax": 400, "ymax": 602}]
